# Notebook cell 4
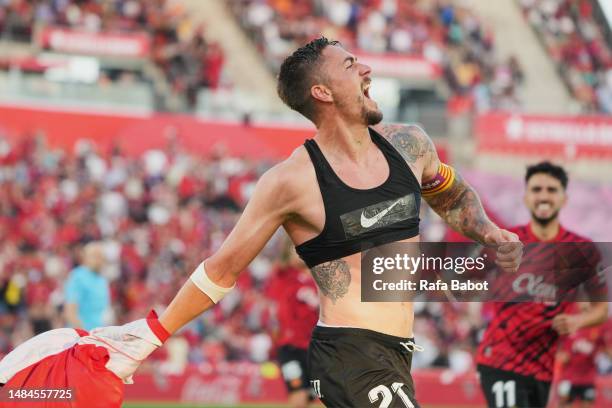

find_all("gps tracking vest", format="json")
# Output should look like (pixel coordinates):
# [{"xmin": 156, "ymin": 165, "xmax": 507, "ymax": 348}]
[{"xmin": 296, "ymin": 128, "xmax": 421, "ymax": 268}]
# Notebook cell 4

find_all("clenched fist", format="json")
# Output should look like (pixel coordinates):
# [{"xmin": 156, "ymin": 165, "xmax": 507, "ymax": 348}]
[{"xmin": 484, "ymin": 229, "xmax": 523, "ymax": 273}]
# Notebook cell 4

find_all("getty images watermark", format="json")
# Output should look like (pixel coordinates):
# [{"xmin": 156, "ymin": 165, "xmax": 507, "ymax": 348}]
[
  {"xmin": 372, "ymin": 251, "xmax": 490, "ymax": 292},
  {"xmin": 360, "ymin": 242, "xmax": 611, "ymax": 302}
]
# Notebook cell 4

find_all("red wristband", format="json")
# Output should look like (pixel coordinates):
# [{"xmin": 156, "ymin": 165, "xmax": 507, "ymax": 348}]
[{"xmin": 146, "ymin": 310, "xmax": 170, "ymax": 343}]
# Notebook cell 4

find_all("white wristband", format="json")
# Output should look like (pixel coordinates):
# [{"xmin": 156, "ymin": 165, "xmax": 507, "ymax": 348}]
[{"xmin": 189, "ymin": 261, "xmax": 235, "ymax": 304}]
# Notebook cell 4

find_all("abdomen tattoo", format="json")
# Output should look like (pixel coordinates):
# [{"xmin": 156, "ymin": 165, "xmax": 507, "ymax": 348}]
[{"xmin": 310, "ymin": 259, "xmax": 351, "ymax": 304}]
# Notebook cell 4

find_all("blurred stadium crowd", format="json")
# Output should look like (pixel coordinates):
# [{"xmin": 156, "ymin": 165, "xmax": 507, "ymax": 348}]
[
  {"xmin": 0, "ymin": 131, "xmax": 270, "ymax": 367},
  {"xmin": 0, "ymin": 0, "xmax": 225, "ymax": 107},
  {"xmin": 520, "ymin": 0, "xmax": 612, "ymax": 113},
  {"xmin": 0, "ymin": 132, "xmax": 611, "ymax": 378},
  {"xmin": 232, "ymin": 0, "xmax": 524, "ymax": 111},
  {"xmin": 231, "ymin": 0, "xmax": 612, "ymax": 114},
  {"xmin": 1, "ymin": 0, "xmax": 185, "ymax": 41},
  {"xmin": 1, "ymin": 0, "xmax": 610, "ymax": 115}
]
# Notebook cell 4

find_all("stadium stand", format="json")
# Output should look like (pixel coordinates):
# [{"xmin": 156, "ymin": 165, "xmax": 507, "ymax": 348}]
[
  {"xmin": 0, "ymin": 0, "xmax": 225, "ymax": 110},
  {"xmin": 0, "ymin": 131, "xmax": 274, "ymax": 363},
  {"xmin": 230, "ymin": 0, "xmax": 526, "ymax": 112},
  {"xmin": 519, "ymin": 0, "xmax": 612, "ymax": 113}
]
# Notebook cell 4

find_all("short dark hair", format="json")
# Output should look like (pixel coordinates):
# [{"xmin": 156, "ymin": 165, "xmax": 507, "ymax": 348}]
[
  {"xmin": 277, "ymin": 37, "xmax": 339, "ymax": 122},
  {"xmin": 525, "ymin": 161, "xmax": 568, "ymax": 189}
]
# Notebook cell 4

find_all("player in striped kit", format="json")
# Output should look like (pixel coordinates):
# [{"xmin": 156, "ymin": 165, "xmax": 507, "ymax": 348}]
[{"xmin": 476, "ymin": 162, "xmax": 608, "ymax": 408}]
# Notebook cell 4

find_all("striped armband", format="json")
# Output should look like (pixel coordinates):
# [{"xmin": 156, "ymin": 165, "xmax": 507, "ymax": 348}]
[
  {"xmin": 189, "ymin": 261, "xmax": 235, "ymax": 304},
  {"xmin": 421, "ymin": 163, "xmax": 456, "ymax": 197}
]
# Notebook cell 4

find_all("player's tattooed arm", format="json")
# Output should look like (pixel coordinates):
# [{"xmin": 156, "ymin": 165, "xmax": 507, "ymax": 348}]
[
  {"xmin": 310, "ymin": 259, "xmax": 351, "ymax": 304},
  {"xmin": 379, "ymin": 124, "xmax": 497, "ymax": 243},
  {"xmin": 424, "ymin": 171, "xmax": 497, "ymax": 243},
  {"xmin": 378, "ymin": 123, "xmax": 437, "ymax": 166}
]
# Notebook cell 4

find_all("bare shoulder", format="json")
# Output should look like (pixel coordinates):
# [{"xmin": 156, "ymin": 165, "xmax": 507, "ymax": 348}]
[
  {"xmin": 272, "ymin": 145, "xmax": 313, "ymax": 182},
  {"xmin": 258, "ymin": 145, "xmax": 315, "ymax": 203},
  {"xmin": 373, "ymin": 123, "xmax": 437, "ymax": 166}
]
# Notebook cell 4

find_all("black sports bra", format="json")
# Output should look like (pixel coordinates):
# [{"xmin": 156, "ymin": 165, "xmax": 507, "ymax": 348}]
[{"xmin": 296, "ymin": 128, "xmax": 421, "ymax": 268}]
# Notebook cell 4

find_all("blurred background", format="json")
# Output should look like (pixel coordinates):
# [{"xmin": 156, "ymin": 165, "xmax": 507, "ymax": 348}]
[{"xmin": 0, "ymin": 0, "xmax": 611, "ymax": 406}]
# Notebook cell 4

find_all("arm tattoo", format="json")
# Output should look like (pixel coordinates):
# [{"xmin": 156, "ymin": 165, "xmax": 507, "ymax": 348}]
[
  {"xmin": 379, "ymin": 124, "xmax": 436, "ymax": 164},
  {"xmin": 378, "ymin": 124, "xmax": 496, "ymax": 243},
  {"xmin": 424, "ymin": 171, "xmax": 495, "ymax": 243},
  {"xmin": 310, "ymin": 259, "xmax": 351, "ymax": 304}
]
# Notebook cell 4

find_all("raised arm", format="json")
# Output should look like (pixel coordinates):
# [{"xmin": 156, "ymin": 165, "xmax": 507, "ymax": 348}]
[
  {"xmin": 378, "ymin": 124, "xmax": 521, "ymax": 270},
  {"xmin": 160, "ymin": 164, "xmax": 294, "ymax": 334}
]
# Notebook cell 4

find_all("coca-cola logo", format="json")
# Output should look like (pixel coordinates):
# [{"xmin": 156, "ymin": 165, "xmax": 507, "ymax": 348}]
[
  {"xmin": 197, "ymin": 361, "xmax": 260, "ymax": 376},
  {"xmin": 181, "ymin": 375, "xmax": 242, "ymax": 404}
]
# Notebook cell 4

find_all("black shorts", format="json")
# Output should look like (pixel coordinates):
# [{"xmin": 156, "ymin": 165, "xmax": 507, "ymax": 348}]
[
  {"xmin": 558, "ymin": 380, "xmax": 596, "ymax": 402},
  {"xmin": 478, "ymin": 364, "xmax": 551, "ymax": 408},
  {"xmin": 308, "ymin": 326, "xmax": 420, "ymax": 408},
  {"xmin": 278, "ymin": 344, "xmax": 310, "ymax": 393}
]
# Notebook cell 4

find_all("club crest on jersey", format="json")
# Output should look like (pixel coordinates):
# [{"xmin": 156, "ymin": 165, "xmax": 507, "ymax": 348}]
[{"xmin": 339, "ymin": 194, "xmax": 418, "ymax": 238}]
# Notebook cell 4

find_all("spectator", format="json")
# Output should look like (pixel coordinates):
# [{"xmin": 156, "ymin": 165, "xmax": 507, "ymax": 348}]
[{"xmin": 63, "ymin": 241, "xmax": 110, "ymax": 330}]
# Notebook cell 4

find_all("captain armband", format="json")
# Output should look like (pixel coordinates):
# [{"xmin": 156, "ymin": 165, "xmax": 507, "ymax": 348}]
[
  {"xmin": 189, "ymin": 261, "xmax": 235, "ymax": 304},
  {"xmin": 421, "ymin": 163, "xmax": 456, "ymax": 198}
]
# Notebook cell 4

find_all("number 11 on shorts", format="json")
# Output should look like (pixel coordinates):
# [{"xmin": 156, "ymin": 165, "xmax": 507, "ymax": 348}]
[
  {"xmin": 368, "ymin": 383, "xmax": 415, "ymax": 408},
  {"xmin": 492, "ymin": 380, "xmax": 516, "ymax": 407}
]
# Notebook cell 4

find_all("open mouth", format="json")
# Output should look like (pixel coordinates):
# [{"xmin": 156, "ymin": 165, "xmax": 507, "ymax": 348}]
[
  {"xmin": 362, "ymin": 81, "xmax": 371, "ymax": 99},
  {"xmin": 536, "ymin": 202, "xmax": 552, "ymax": 211}
]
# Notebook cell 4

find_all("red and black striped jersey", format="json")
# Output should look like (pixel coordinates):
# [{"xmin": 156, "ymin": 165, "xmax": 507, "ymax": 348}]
[{"xmin": 476, "ymin": 224, "xmax": 599, "ymax": 382}]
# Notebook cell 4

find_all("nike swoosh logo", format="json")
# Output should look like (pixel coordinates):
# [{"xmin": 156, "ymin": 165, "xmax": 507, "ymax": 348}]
[{"xmin": 360, "ymin": 199, "xmax": 402, "ymax": 229}]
